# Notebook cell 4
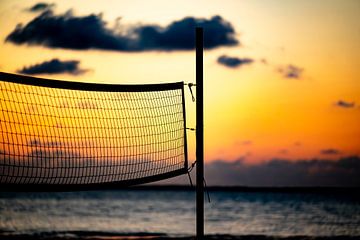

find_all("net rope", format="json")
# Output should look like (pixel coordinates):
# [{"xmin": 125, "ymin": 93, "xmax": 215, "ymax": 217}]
[{"xmin": 0, "ymin": 72, "xmax": 187, "ymax": 189}]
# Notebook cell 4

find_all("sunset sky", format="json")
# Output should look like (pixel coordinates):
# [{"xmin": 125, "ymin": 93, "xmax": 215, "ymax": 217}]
[{"xmin": 0, "ymin": 0, "xmax": 359, "ymax": 170}]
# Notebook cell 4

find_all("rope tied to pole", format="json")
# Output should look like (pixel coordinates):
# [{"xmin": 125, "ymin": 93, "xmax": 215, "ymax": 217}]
[
  {"xmin": 187, "ymin": 160, "xmax": 197, "ymax": 187},
  {"xmin": 187, "ymin": 160, "xmax": 211, "ymax": 203},
  {"xmin": 185, "ymin": 83, "xmax": 196, "ymax": 102}
]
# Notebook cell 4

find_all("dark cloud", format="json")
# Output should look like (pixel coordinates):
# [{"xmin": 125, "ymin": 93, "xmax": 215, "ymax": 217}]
[
  {"xmin": 159, "ymin": 156, "xmax": 360, "ymax": 187},
  {"xmin": 321, "ymin": 148, "xmax": 341, "ymax": 155},
  {"xmin": 18, "ymin": 58, "xmax": 88, "ymax": 75},
  {"xmin": 28, "ymin": 3, "xmax": 54, "ymax": 12},
  {"xmin": 335, "ymin": 100, "xmax": 355, "ymax": 108},
  {"xmin": 217, "ymin": 55, "xmax": 253, "ymax": 68},
  {"xmin": 6, "ymin": 11, "xmax": 238, "ymax": 51},
  {"xmin": 278, "ymin": 64, "xmax": 304, "ymax": 79}
]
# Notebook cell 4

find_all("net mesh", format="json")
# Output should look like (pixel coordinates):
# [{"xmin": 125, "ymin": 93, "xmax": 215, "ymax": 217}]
[{"xmin": 0, "ymin": 72, "xmax": 187, "ymax": 188}]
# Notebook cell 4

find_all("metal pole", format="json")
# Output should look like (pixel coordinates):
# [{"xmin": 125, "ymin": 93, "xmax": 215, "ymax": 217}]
[{"xmin": 196, "ymin": 27, "xmax": 204, "ymax": 239}]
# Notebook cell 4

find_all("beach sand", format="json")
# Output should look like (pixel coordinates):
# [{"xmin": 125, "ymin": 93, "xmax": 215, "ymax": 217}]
[{"xmin": 1, "ymin": 232, "xmax": 360, "ymax": 240}]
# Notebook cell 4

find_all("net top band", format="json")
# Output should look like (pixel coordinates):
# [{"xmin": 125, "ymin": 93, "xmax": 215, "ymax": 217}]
[{"xmin": 0, "ymin": 72, "xmax": 183, "ymax": 92}]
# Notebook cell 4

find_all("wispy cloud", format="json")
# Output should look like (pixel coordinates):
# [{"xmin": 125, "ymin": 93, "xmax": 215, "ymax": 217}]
[
  {"xmin": 278, "ymin": 64, "xmax": 304, "ymax": 79},
  {"xmin": 18, "ymin": 58, "xmax": 88, "ymax": 75},
  {"xmin": 6, "ymin": 10, "xmax": 238, "ymax": 51},
  {"xmin": 335, "ymin": 100, "xmax": 355, "ymax": 108},
  {"xmin": 217, "ymin": 55, "xmax": 253, "ymax": 68},
  {"xmin": 260, "ymin": 58, "xmax": 268, "ymax": 65},
  {"xmin": 279, "ymin": 149, "xmax": 288, "ymax": 154},
  {"xmin": 77, "ymin": 101, "xmax": 98, "ymax": 110},
  {"xmin": 240, "ymin": 140, "xmax": 252, "ymax": 146},
  {"xmin": 320, "ymin": 148, "xmax": 341, "ymax": 155}
]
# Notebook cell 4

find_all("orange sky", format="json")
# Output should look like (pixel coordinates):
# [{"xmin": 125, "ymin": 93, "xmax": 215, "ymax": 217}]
[{"xmin": 0, "ymin": 0, "xmax": 359, "ymax": 164}]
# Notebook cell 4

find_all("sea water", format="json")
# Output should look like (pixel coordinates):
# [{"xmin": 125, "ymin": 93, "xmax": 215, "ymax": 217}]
[{"xmin": 0, "ymin": 190, "xmax": 359, "ymax": 237}]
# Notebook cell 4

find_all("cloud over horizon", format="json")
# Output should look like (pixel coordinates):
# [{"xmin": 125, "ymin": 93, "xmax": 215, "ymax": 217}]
[
  {"xmin": 18, "ymin": 58, "xmax": 88, "ymax": 75},
  {"xmin": 217, "ymin": 55, "xmax": 253, "ymax": 68},
  {"xmin": 6, "ymin": 10, "xmax": 238, "ymax": 51},
  {"xmin": 1, "ymin": 141, "xmax": 359, "ymax": 187},
  {"xmin": 160, "ymin": 156, "xmax": 360, "ymax": 187},
  {"xmin": 203, "ymin": 156, "xmax": 360, "ymax": 186}
]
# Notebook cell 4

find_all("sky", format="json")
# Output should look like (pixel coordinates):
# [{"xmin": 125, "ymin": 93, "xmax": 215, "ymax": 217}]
[{"xmin": 0, "ymin": 0, "xmax": 359, "ymax": 185}]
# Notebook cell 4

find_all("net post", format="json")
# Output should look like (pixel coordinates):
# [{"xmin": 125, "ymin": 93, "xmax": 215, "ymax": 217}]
[{"xmin": 195, "ymin": 27, "xmax": 204, "ymax": 239}]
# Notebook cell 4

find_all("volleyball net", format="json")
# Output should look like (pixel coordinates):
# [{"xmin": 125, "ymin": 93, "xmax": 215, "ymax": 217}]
[{"xmin": 0, "ymin": 72, "xmax": 188, "ymax": 191}]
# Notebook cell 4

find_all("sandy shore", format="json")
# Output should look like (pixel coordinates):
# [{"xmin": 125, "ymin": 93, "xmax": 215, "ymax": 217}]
[{"xmin": 1, "ymin": 233, "xmax": 360, "ymax": 240}]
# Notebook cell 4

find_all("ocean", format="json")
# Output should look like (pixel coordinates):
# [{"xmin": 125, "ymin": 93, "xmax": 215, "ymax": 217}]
[{"xmin": 0, "ymin": 188, "xmax": 359, "ymax": 239}]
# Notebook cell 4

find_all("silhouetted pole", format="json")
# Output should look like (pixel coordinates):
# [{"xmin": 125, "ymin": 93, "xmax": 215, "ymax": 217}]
[{"xmin": 196, "ymin": 27, "xmax": 204, "ymax": 239}]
